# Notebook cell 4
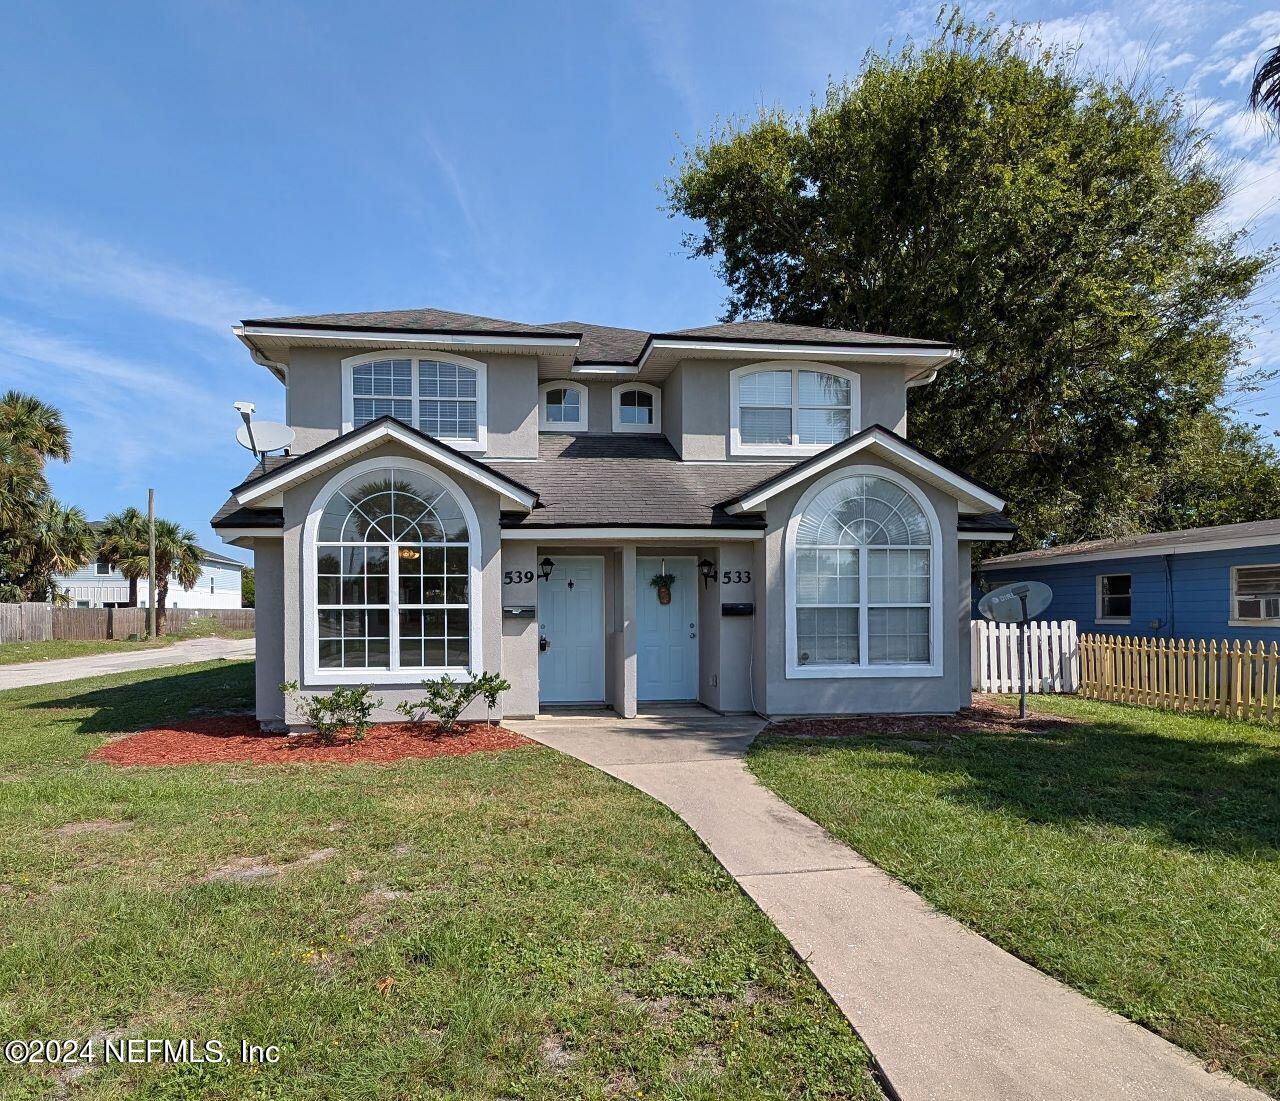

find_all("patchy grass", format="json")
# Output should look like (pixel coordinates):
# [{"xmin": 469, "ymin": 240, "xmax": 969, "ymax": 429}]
[
  {"xmin": 747, "ymin": 694, "xmax": 1280, "ymax": 1097},
  {"xmin": 0, "ymin": 662, "xmax": 880, "ymax": 1101},
  {"xmin": 0, "ymin": 622, "xmax": 252, "ymax": 665}
]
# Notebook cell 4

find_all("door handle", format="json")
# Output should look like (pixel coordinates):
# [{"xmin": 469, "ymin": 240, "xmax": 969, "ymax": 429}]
[
  {"xmin": 689, "ymin": 622, "xmax": 696, "ymax": 639},
  {"xmin": 539, "ymin": 634, "xmax": 550, "ymax": 653}
]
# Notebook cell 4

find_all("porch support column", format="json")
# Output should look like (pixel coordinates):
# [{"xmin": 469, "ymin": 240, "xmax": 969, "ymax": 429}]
[{"xmin": 619, "ymin": 543, "xmax": 638, "ymax": 718}]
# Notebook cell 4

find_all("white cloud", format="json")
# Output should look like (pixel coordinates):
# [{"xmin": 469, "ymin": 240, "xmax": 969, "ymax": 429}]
[{"xmin": 0, "ymin": 219, "xmax": 285, "ymax": 334}]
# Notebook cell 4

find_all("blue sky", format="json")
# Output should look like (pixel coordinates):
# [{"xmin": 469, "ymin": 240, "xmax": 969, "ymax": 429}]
[{"xmin": 0, "ymin": 0, "xmax": 1277, "ymax": 562}]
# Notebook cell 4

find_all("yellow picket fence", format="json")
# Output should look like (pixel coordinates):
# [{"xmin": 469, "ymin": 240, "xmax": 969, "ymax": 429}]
[{"xmin": 1079, "ymin": 633, "xmax": 1280, "ymax": 724}]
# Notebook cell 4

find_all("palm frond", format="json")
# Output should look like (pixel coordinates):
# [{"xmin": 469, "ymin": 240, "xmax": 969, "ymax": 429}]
[{"xmin": 1250, "ymin": 44, "xmax": 1280, "ymax": 121}]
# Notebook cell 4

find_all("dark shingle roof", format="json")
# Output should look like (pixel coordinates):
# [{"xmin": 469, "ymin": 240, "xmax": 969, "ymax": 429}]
[
  {"xmin": 984, "ymin": 518, "xmax": 1280, "ymax": 568},
  {"xmin": 211, "ymin": 500, "xmax": 284, "ymax": 530},
  {"xmin": 242, "ymin": 307, "xmax": 954, "ymax": 367},
  {"xmin": 958, "ymin": 512, "xmax": 1017, "ymax": 535},
  {"xmin": 491, "ymin": 435, "xmax": 790, "ymax": 528}
]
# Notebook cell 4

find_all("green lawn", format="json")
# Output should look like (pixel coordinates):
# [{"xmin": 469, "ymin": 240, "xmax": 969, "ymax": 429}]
[
  {"xmin": 0, "ymin": 624, "xmax": 253, "ymax": 665},
  {"xmin": 0, "ymin": 662, "xmax": 879, "ymax": 1101},
  {"xmin": 748, "ymin": 695, "xmax": 1280, "ymax": 1097}
]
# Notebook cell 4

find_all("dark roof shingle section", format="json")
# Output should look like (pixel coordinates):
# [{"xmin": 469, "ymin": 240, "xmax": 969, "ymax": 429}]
[
  {"xmin": 491, "ymin": 435, "xmax": 791, "ymax": 528},
  {"xmin": 243, "ymin": 307, "xmax": 954, "ymax": 365},
  {"xmin": 211, "ymin": 500, "xmax": 284, "ymax": 530},
  {"xmin": 958, "ymin": 512, "xmax": 1017, "ymax": 535},
  {"xmin": 663, "ymin": 321, "xmax": 952, "ymax": 348},
  {"xmin": 985, "ymin": 518, "xmax": 1280, "ymax": 567}
]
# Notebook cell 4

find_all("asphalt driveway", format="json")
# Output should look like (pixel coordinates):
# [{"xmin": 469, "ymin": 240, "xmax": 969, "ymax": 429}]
[
  {"xmin": 506, "ymin": 706, "xmax": 1264, "ymax": 1101},
  {"xmin": 0, "ymin": 636, "xmax": 254, "ymax": 691}
]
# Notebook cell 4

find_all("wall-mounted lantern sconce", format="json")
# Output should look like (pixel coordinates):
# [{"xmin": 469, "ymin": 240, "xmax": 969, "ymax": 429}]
[
  {"xmin": 538, "ymin": 557, "xmax": 555, "ymax": 582},
  {"xmin": 698, "ymin": 558, "xmax": 717, "ymax": 589}
]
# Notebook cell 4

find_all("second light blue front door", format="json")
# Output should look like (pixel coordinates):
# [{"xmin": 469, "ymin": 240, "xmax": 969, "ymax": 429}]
[
  {"xmin": 539, "ymin": 556, "xmax": 605, "ymax": 704},
  {"xmin": 637, "ymin": 556, "xmax": 699, "ymax": 701}
]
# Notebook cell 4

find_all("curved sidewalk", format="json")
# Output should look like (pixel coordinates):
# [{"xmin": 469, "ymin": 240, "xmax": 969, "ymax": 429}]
[
  {"xmin": 507, "ymin": 708, "xmax": 1264, "ymax": 1101},
  {"xmin": 0, "ymin": 637, "xmax": 254, "ymax": 691}
]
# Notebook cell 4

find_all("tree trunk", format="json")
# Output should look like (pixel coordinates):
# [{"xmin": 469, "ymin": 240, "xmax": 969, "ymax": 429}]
[
  {"xmin": 156, "ymin": 578, "xmax": 169, "ymax": 635},
  {"xmin": 128, "ymin": 576, "xmax": 138, "ymax": 607}
]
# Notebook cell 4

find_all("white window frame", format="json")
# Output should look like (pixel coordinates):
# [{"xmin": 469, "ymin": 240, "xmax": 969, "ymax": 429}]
[
  {"xmin": 730, "ymin": 361, "xmax": 861, "ymax": 457},
  {"xmin": 1229, "ymin": 564, "xmax": 1280, "ymax": 627},
  {"xmin": 611, "ymin": 382, "xmax": 662, "ymax": 433},
  {"xmin": 340, "ymin": 350, "xmax": 488, "ymax": 452},
  {"xmin": 302, "ymin": 456, "xmax": 483, "ymax": 685},
  {"xmin": 538, "ymin": 380, "xmax": 589, "ymax": 432},
  {"xmin": 1095, "ymin": 573, "xmax": 1132, "ymax": 625},
  {"xmin": 785, "ymin": 465, "xmax": 943, "ymax": 679},
  {"xmin": 95, "ymin": 557, "xmax": 111, "ymax": 576}
]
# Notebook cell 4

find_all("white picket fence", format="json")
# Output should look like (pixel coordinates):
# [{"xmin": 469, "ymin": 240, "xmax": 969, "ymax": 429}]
[{"xmin": 971, "ymin": 620, "xmax": 1079, "ymax": 693}]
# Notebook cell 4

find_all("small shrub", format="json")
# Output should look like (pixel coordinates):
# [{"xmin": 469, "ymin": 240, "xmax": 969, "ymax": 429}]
[
  {"xmin": 395, "ymin": 671, "xmax": 511, "ymax": 733},
  {"xmin": 280, "ymin": 681, "xmax": 383, "ymax": 744}
]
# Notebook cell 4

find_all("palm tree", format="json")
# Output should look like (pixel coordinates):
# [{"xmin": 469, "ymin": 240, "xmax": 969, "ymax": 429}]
[
  {"xmin": 1251, "ymin": 44, "xmax": 1280, "ymax": 123},
  {"xmin": 151, "ymin": 519, "xmax": 202, "ymax": 633},
  {"xmin": 97, "ymin": 507, "xmax": 150, "ymax": 606},
  {"xmin": 13, "ymin": 498, "xmax": 93, "ymax": 603}
]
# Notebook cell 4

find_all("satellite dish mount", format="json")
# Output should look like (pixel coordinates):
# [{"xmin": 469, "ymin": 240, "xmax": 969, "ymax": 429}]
[
  {"xmin": 234, "ymin": 401, "xmax": 295, "ymax": 472},
  {"xmin": 977, "ymin": 581, "xmax": 1054, "ymax": 720}
]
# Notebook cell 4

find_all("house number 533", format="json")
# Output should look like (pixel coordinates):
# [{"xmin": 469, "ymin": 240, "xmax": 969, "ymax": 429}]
[{"xmin": 721, "ymin": 570, "xmax": 751, "ymax": 584}]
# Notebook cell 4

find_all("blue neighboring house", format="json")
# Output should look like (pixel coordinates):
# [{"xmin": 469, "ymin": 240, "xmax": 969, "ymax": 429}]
[{"xmin": 977, "ymin": 519, "xmax": 1280, "ymax": 645}]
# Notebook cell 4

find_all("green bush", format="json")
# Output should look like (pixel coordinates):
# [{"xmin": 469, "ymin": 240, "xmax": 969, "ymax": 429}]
[
  {"xmin": 395, "ymin": 671, "xmax": 511, "ymax": 732},
  {"xmin": 280, "ymin": 681, "xmax": 382, "ymax": 744}
]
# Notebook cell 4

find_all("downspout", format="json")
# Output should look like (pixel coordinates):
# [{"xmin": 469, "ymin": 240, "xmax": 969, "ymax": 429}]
[{"xmin": 1163, "ymin": 554, "xmax": 1175, "ymax": 639}]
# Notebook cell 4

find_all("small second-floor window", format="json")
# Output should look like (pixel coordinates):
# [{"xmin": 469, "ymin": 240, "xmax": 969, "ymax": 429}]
[
  {"xmin": 539, "ymin": 381, "xmax": 588, "ymax": 431},
  {"xmin": 95, "ymin": 557, "xmax": 111, "ymax": 576},
  {"xmin": 1097, "ymin": 574, "xmax": 1131, "ymax": 622},
  {"xmin": 1232, "ymin": 565, "xmax": 1280, "ymax": 624},
  {"xmin": 731, "ymin": 363, "xmax": 859, "ymax": 455},
  {"xmin": 612, "ymin": 383, "xmax": 661, "ymax": 432},
  {"xmin": 344, "ymin": 353, "xmax": 486, "ymax": 449}
]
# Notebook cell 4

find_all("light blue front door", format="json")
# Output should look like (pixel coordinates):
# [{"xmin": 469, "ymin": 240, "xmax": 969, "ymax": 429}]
[
  {"xmin": 637, "ymin": 556, "xmax": 699, "ymax": 701},
  {"xmin": 539, "ymin": 556, "xmax": 605, "ymax": 703}
]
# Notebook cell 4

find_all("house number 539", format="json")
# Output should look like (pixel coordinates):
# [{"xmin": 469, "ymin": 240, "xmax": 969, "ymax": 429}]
[
  {"xmin": 503, "ymin": 571, "xmax": 535, "ymax": 584},
  {"xmin": 721, "ymin": 570, "xmax": 751, "ymax": 584}
]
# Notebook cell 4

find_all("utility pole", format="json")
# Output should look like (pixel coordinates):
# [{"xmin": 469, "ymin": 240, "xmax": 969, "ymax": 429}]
[{"xmin": 147, "ymin": 489, "xmax": 157, "ymax": 639}]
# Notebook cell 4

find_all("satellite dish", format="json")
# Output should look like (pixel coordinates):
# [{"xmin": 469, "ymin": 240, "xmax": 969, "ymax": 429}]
[
  {"xmin": 236, "ymin": 420, "xmax": 294, "ymax": 457},
  {"xmin": 978, "ymin": 581, "xmax": 1053, "ymax": 624}
]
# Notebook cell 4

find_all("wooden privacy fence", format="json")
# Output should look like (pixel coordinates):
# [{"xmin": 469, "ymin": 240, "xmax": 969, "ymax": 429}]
[
  {"xmin": 972, "ymin": 620, "xmax": 1079, "ymax": 693},
  {"xmin": 1079, "ymin": 634, "xmax": 1280, "ymax": 724},
  {"xmin": 0, "ymin": 603, "xmax": 253, "ymax": 643}
]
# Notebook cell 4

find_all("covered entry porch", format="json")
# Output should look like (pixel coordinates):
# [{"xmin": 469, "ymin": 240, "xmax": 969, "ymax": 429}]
[{"xmin": 498, "ymin": 532, "xmax": 762, "ymax": 719}]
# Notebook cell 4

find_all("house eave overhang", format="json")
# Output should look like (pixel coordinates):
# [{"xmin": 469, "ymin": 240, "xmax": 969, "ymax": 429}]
[
  {"xmin": 982, "ymin": 530, "xmax": 1280, "ymax": 569},
  {"xmin": 232, "ymin": 419, "xmax": 540, "ymax": 511},
  {"xmin": 720, "ymin": 426, "xmax": 1006, "ymax": 517},
  {"xmin": 571, "ymin": 340, "xmax": 958, "ymax": 377},
  {"xmin": 500, "ymin": 525, "xmax": 765, "ymax": 542}
]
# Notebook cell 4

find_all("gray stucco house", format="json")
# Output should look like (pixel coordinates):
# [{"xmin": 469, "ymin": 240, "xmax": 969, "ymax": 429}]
[{"xmin": 212, "ymin": 308, "xmax": 1014, "ymax": 727}]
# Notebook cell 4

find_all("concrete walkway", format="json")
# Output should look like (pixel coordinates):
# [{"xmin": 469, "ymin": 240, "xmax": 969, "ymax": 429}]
[
  {"xmin": 506, "ymin": 707, "xmax": 1264, "ymax": 1101},
  {"xmin": 0, "ymin": 637, "xmax": 254, "ymax": 691}
]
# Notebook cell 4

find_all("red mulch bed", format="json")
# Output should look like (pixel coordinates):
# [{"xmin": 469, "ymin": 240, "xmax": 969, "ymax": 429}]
[
  {"xmin": 91, "ymin": 717, "xmax": 533, "ymax": 767},
  {"xmin": 764, "ymin": 699, "xmax": 1079, "ymax": 738}
]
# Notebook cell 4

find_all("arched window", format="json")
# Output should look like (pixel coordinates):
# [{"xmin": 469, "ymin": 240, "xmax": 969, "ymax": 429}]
[
  {"xmin": 787, "ymin": 470, "xmax": 940, "ymax": 677},
  {"xmin": 731, "ymin": 363, "xmax": 859, "ymax": 456},
  {"xmin": 342, "ymin": 352, "xmax": 487, "ymax": 450},
  {"xmin": 307, "ymin": 461, "xmax": 479, "ymax": 681},
  {"xmin": 612, "ymin": 382, "xmax": 661, "ymax": 432},
  {"xmin": 539, "ymin": 381, "xmax": 588, "ymax": 431}
]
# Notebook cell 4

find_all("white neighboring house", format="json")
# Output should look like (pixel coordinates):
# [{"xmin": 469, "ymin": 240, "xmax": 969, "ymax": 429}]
[{"xmin": 58, "ymin": 530, "xmax": 246, "ymax": 609}]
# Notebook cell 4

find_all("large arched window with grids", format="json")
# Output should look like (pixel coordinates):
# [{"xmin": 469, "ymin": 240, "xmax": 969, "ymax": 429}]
[
  {"xmin": 786, "ymin": 469, "xmax": 941, "ymax": 677},
  {"xmin": 307, "ymin": 461, "xmax": 479, "ymax": 681}
]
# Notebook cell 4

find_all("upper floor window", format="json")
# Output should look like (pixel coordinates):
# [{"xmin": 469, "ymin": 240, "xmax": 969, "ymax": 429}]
[
  {"xmin": 730, "ymin": 363, "xmax": 859, "ymax": 456},
  {"xmin": 612, "ymin": 382, "xmax": 661, "ymax": 433},
  {"xmin": 95, "ymin": 557, "xmax": 111, "ymax": 576},
  {"xmin": 342, "ymin": 352, "xmax": 487, "ymax": 451},
  {"xmin": 1231, "ymin": 565, "xmax": 1280, "ymax": 625},
  {"xmin": 539, "ymin": 381, "xmax": 588, "ymax": 431},
  {"xmin": 1096, "ymin": 574, "xmax": 1131, "ymax": 624}
]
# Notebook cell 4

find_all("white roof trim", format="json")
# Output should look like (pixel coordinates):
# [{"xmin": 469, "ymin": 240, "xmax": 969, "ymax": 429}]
[
  {"xmin": 959, "ymin": 531, "xmax": 1014, "ymax": 542},
  {"xmin": 723, "ymin": 428, "xmax": 1005, "ymax": 515},
  {"xmin": 501, "ymin": 526, "xmax": 763, "ymax": 542},
  {"xmin": 235, "ymin": 324, "xmax": 580, "ymax": 350},
  {"xmin": 983, "ymin": 531, "xmax": 1280, "ymax": 569},
  {"xmin": 233, "ymin": 421, "xmax": 537, "ymax": 510}
]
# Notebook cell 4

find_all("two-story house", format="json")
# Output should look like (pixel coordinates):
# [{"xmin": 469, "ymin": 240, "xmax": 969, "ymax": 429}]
[{"xmin": 213, "ymin": 308, "xmax": 1014, "ymax": 728}]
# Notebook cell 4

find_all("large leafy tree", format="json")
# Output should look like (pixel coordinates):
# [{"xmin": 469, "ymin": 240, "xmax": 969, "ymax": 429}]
[
  {"xmin": 667, "ymin": 16, "xmax": 1279, "ymax": 548},
  {"xmin": 0, "ymin": 391, "xmax": 91, "ymax": 601}
]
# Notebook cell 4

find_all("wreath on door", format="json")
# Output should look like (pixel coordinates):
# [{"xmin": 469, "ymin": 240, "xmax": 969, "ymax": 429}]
[{"xmin": 650, "ymin": 571, "xmax": 677, "ymax": 605}]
